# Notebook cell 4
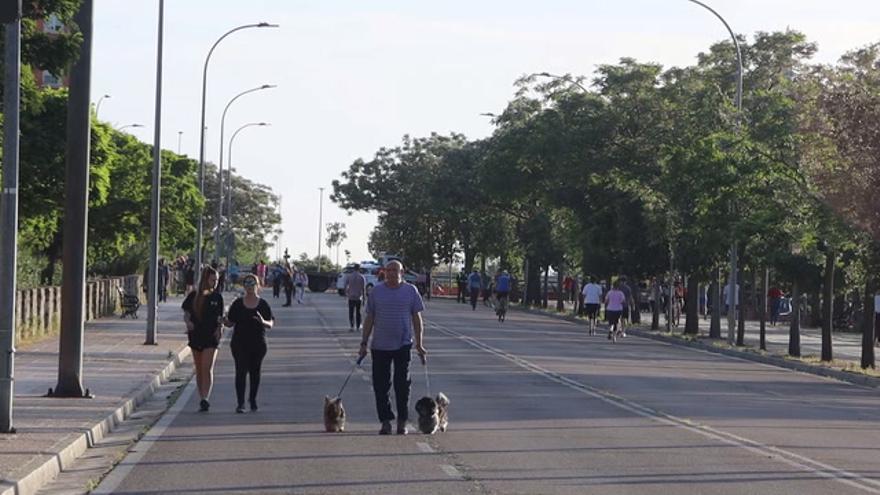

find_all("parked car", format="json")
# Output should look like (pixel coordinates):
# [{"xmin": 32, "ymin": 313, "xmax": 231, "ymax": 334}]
[{"xmin": 336, "ymin": 262, "xmax": 380, "ymax": 296}]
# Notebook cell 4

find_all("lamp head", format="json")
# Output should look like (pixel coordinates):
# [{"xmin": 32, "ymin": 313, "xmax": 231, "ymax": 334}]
[{"xmin": 258, "ymin": 22, "xmax": 279, "ymax": 28}]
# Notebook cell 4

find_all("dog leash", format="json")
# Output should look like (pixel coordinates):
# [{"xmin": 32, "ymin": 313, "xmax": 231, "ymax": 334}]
[
  {"xmin": 422, "ymin": 360, "xmax": 432, "ymax": 397},
  {"xmin": 336, "ymin": 355, "xmax": 365, "ymax": 398}
]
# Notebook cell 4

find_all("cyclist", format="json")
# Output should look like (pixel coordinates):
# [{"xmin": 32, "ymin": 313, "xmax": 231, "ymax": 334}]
[
  {"xmin": 581, "ymin": 276, "xmax": 603, "ymax": 335},
  {"xmin": 494, "ymin": 269, "xmax": 511, "ymax": 322}
]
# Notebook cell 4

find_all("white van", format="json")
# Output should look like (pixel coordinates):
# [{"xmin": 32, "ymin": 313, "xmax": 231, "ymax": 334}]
[{"xmin": 336, "ymin": 262, "xmax": 381, "ymax": 296}]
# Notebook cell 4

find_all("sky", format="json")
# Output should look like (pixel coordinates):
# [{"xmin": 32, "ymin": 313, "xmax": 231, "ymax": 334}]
[{"xmin": 90, "ymin": 0, "xmax": 879, "ymax": 266}]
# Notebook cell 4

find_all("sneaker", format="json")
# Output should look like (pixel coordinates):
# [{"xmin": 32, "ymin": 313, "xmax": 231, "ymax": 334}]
[
  {"xmin": 236, "ymin": 404, "xmax": 245, "ymax": 414},
  {"xmin": 250, "ymin": 400, "xmax": 258, "ymax": 412},
  {"xmin": 199, "ymin": 399, "xmax": 210, "ymax": 412},
  {"xmin": 396, "ymin": 421, "xmax": 408, "ymax": 435},
  {"xmin": 379, "ymin": 421, "xmax": 392, "ymax": 435}
]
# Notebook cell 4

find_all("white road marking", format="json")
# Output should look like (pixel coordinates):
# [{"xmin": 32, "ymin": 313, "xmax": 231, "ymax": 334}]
[
  {"xmin": 416, "ymin": 442, "xmax": 435, "ymax": 453},
  {"xmin": 441, "ymin": 464, "xmax": 463, "ymax": 479},
  {"xmin": 91, "ymin": 376, "xmax": 198, "ymax": 494},
  {"xmin": 428, "ymin": 319, "xmax": 880, "ymax": 494}
]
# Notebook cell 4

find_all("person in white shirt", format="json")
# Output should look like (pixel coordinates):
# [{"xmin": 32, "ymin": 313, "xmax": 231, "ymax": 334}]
[
  {"xmin": 581, "ymin": 276, "xmax": 604, "ymax": 336},
  {"xmin": 294, "ymin": 270, "xmax": 309, "ymax": 304}
]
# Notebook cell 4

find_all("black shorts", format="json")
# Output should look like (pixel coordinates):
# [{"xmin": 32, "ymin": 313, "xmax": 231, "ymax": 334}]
[
  {"xmin": 606, "ymin": 310, "xmax": 622, "ymax": 325},
  {"xmin": 585, "ymin": 303, "xmax": 600, "ymax": 318},
  {"xmin": 188, "ymin": 330, "xmax": 220, "ymax": 351}
]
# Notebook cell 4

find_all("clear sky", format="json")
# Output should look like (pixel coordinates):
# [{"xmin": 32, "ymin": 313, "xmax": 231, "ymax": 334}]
[{"xmin": 90, "ymin": 0, "xmax": 879, "ymax": 265}]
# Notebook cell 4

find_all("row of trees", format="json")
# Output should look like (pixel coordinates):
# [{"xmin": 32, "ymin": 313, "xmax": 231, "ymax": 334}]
[
  {"xmin": 0, "ymin": 1, "xmax": 281, "ymax": 287},
  {"xmin": 332, "ymin": 30, "xmax": 880, "ymax": 366}
]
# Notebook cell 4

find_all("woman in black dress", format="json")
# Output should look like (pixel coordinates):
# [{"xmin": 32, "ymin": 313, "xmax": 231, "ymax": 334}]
[
  {"xmin": 182, "ymin": 266, "xmax": 224, "ymax": 412},
  {"xmin": 224, "ymin": 273, "xmax": 274, "ymax": 413}
]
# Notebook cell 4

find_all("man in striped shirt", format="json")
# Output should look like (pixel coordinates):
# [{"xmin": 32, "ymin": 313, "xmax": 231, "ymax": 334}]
[{"xmin": 358, "ymin": 260, "xmax": 426, "ymax": 435}]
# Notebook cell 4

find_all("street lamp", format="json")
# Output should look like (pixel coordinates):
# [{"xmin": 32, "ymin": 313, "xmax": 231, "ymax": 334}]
[
  {"xmin": 214, "ymin": 83, "xmax": 276, "ymax": 262},
  {"xmin": 686, "ymin": 0, "xmax": 743, "ymax": 345},
  {"xmin": 95, "ymin": 93, "xmax": 110, "ymax": 118},
  {"xmin": 317, "ymin": 187, "xmax": 324, "ymax": 273},
  {"xmin": 225, "ymin": 122, "xmax": 269, "ymax": 265},
  {"xmin": 195, "ymin": 22, "xmax": 278, "ymax": 281},
  {"xmin": 118, "ymin": 123, "xmax": 144, "ymax": 132}
]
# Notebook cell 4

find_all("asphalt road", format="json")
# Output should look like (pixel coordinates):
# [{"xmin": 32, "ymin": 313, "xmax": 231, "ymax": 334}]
[{"xmin": 91, "ymin": 292, "xmax": 880, "ymax": 494}]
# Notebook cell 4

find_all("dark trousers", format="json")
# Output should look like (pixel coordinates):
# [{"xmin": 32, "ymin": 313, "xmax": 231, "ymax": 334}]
[
  {"xmin": 371, "ymin": 345, "xmax": 412, "ymax": 423},
  {"xmin": 348, "ymin": 299, "xmax": 362, "ymax": 328},
  {"xmin": 273, "ymin": 282, "xmax": 281, "ymax": 298},
  {"xmin": 284, "ymin": 286, "xmax": 292, "ymax": 306},
  {"xmin": 231, "ymin": 341, "xmax": 267, "ymax": 406},
  {"xmin": 470, "ymin": 288, "xmax": 480, "ymax": 309},
  {"xmin": 457, "ymin": 283, "xmax": 466, "ymax": 303}
]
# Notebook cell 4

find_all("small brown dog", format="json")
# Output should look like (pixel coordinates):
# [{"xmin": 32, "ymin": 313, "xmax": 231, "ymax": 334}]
[
  {"xmin": 323, "ymin": 396, "xmax": 346, "ymax": 432},
  {"xmin": 414, "ymin": 392, "xmax": 449, "ymax": 435}
]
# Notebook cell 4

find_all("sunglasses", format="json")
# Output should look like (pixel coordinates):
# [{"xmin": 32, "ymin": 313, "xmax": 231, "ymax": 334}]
[{"xmin": 243, "ymin": 279, "xmax": 257, "ymax": 287}]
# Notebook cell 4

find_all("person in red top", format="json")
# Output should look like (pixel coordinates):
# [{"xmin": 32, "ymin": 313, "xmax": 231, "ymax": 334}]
[{"xmin": 768, "ymin": 286, "xmax": 784, "ymax": 326}]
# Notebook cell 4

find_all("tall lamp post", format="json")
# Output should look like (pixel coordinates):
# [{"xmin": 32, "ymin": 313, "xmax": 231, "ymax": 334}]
[
  {"xmin": 214, "ymin": 83, "xmax": 276, "ymax": 262},
  {"xmin": 225, "ymin": 122, "xmax": 269, "ymax": 265},
  {"xmin": 686, "ymin": 0, "xmax": 743, "ymax": 345},
  {"xmin": 146, "ymin": 0, "xmax": 165, "ymax": 346},
  {"xmin": 95, "ymin": 93, "xmax": 110, "ymax": 118},
  {"xmin": 0, "ymin": 0, "xmax": 21, "ymax": 433},
  {"xmin": 118, "ymin": 123, "xmax": 144, "ymax": 132},
  {"xmin": 317, "ymin": 187, "xmax": 324, "ymax": 273},
  {"xmin": 195, "ymin": 22, "xmax": 278, "ymax": 281}
]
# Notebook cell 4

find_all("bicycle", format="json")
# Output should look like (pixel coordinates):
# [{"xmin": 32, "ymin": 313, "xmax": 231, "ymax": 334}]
[{"xmin": 495, "ymin": 294, "xmax": 508, "ymax": 322}]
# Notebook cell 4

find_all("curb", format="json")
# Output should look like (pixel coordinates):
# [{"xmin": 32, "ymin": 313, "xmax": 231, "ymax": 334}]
[
  {"xmin": 512, "ymin": 305, "xmax": 880, "ymax": 389},
  {"xmin": 1, "ymin": 344, "xmax": 192, "ymax": 495}
]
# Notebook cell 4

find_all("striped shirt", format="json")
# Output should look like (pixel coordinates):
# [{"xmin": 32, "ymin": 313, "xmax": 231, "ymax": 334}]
[{"xmin": 367, "ymin": 282, "xmax": 425, "ymax": 351}]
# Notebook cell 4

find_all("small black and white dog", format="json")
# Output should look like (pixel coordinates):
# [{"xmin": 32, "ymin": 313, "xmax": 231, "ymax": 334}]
[{"xmin": 415, "ymin": 392, "xmax": 449, "ymax": 434}]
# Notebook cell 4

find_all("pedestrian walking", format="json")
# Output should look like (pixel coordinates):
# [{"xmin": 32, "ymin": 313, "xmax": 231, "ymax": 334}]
[
  {"xmin": 272, "ymin": 264, "xmax": 282, "ymax": 299},
  {"xmin": 468, "ymin": 269, "xmax": 482, "ymax": 310},
  {"xmin": 456, "ymin": 269, "xmax": 467, "ymax": 304},
  {"xmin": 582, "ymin": 276, "xmax": 603, "ymax": 335},
  {"xmin": 223, "ymin": 274, "xmax": 274, "ymax": 413},
  {"xmin": 157, "ymin": 258, "xmax": 169, "ymax": 302},
  {"xmin": 281, "ymin": 265, "xmax": 294, "ymax": 307},
  {"xmin": 605, "ymin": 280, "xmax": 626, "ymax": 341},
  {"xmin": 295, "ymin": 270, "xmax": 308, "ymax": 304},
  {"xmin": 358, "ymin": 260, "xmax": 426, "ymax": 435},
  {"xmin": 182, "ymin": 266, "xmax": 225, "ymax": 412},
  {"xmin": 346, "ymin": 264, "xmax": 367, "ymax": 332},
  {"xmin": 256, "ymin": 260, "xmax": 267, "ymax": 286},
  {"xmin": 768, "ymin": 285, "xmax": 783, "ymax": 326}
]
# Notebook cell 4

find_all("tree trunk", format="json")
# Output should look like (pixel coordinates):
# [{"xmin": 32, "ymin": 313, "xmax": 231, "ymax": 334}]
[
  {"xmin": 736, "ymin": 265, "xmax": 746, "ymax": 346},
  {"xmin": 821, "ymin": 250, "xmax": 834, "ymax": 362},
  {"xmin": 556, "ymin": 268, "xmax": 564, "ymax": 312},
  {"xmin": 684, "ymin": 274, "xmax": 700, "ymax": 335},
  {"xmin": 651, "ymin": 279, "xmax": 660, "ymax": 330},
  {"xmin": 760, "ymin": 267, "xmax": 768, "ymax": 351},
  {"xmin": 463, "ymin": 244, "xmax": 475, "ymax": 273},
  {"xmin": 789, "ymin": 280, "xmax": 801, "ymax": 357},
  {"xmin": 710, "ymin": 268, "xmax": 722, "ymax": 339},
  {"xmin": 542, "ymin": 266, "xmax": 549, "ymax": 309},
  {"xmin": 860, "ymin": 275, "xmax": 876, "ymax": 369},
  {"xmin": 526, "ymin": 257, "xmax": 541, "ymax": 306}
]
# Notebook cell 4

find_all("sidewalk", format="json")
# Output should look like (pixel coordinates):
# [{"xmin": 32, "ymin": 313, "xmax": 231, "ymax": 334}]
[
  {"xmin": 515, "ymin": 301, "xmax": 880, "ymax": 388},
  {"xmin": 0, "ymin": 296, "xmax": 191, "ymax": 495}
]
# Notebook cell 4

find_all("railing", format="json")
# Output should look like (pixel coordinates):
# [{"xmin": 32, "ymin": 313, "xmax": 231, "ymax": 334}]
[{"xmin": 14, "ymin": 275, "xmax": 142, "ymax": 342}]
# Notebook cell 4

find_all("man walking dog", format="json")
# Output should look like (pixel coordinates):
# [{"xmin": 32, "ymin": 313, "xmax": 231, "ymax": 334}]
[{"xmin": 358, "ymin": 260, "xmax": 426, "ymax": 435}]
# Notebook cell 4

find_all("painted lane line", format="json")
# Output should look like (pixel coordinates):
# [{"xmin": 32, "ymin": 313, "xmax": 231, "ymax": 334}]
[
  {"xmin": 426, "ymin": 320, "xmax": 880, "ymax": 494},
  {"xmin": 91, "ymin": 377, "xmax": 198, "ymax": 494},
  {"xmin": 416, "ymin": 442, "xmax": 435, "ymax": 453},
  {"xmin": 441, "ymin": 464, "xmax": 464, "ymax": 479}
]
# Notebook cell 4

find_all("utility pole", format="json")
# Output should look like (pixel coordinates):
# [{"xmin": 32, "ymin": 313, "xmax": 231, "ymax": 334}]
[
  {"xmin": 53, "ymin": 0, "xmax": 94, "ymax": 398},
  {"xmin": 146, "ymin": 0, "xmax": 165, "ymax": 346},
  {"xmin": 317, "ymin": 187, "xmax": 324, "ymax": 272},
  {"xmin": 0, "ymin": 1, "xmax": 22, "ymax": 433}
]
